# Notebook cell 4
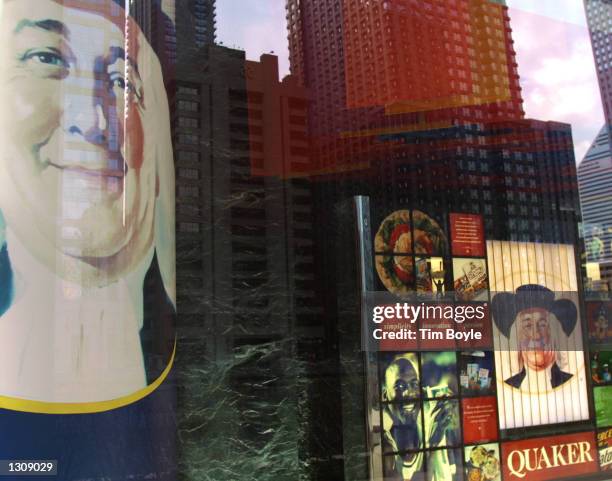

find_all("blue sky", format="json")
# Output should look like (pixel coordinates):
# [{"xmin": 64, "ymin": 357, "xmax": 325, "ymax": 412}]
[{"xmin": 216, "ymin": 0, "xmax": 604, "ymax": 162}]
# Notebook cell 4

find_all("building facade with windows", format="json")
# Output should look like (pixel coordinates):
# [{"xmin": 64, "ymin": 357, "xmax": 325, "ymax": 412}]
[
  {"xmin": 585, "ymin": 0, "xmax": 612, "ymax": 127},
  {"xmin": 579, "ymin": 125, "xmax": 612, "ymax": 290},
  {"xmin": 582, "ymin": 0, "xmax": 612, "ymax": 296}
]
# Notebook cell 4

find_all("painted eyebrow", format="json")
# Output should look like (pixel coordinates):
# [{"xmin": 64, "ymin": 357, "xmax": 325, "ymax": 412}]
[
  {"xmin": 14, "ymin": 19, "xmax": 70, "ymax": 39},
  {"xmin": 108, "ymin": 46, "xmax": 139, "ymax": 76}
]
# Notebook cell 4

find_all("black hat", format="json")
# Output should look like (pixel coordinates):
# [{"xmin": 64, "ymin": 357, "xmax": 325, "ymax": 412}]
[{"xmin": 491, "ymin": 284, "xmax": 577, "ymax": 338}]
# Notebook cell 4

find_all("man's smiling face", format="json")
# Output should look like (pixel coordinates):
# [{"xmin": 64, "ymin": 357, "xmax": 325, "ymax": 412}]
[
  {"xmin": 517, "ymin": 307, "xmax": 555, "ymax": 371},
  {"xmin": 385, "ymin": 357, "xmax": 421, "ymax": 423},
  {"xmin": 0, "ymin": 0, "xmax": 156, "ymax": 284}
]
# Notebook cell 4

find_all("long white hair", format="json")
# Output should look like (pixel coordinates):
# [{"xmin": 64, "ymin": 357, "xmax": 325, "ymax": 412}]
[{"xmin": 136, "ymin": 27, "xmax": 176, "ymax": 307}]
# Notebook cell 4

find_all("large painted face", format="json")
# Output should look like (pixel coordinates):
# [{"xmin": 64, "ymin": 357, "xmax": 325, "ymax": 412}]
[
  {"xmin": 0, "ymin": 0, "xmax": 157, "ymax": 286},
  {"xmin": 517, "ymin": 307, "xmax": 556, "ymax": 371}
]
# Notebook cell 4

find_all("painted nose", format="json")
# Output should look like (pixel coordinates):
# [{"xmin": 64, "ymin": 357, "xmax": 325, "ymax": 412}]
[{"xmin": 64, "ymin": 90, "xmax": 108, "ymax": 145}]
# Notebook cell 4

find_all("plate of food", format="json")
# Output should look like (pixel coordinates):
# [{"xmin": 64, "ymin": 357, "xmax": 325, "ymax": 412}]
[
  {"xmin": 375, "ymin": 210, "xmax": 412, "ymax": 254},
  {"xmin": 465, "ymin": 445, "xmax": 501, "ymax": 481},
  {"xmin": 376, "ymin": 255, "xmax": 415, "ymax": 294}
]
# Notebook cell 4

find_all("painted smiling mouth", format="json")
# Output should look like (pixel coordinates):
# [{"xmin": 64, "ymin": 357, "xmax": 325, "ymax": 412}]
[{"xmin": 47, "ymin": 160, "xmax": 127, "ymax": 178}]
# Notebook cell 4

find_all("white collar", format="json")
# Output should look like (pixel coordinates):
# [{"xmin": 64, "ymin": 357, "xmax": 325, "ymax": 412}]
[{"xmin": 0, "ymin": 229, "xmax": 151, "ymax": 402}]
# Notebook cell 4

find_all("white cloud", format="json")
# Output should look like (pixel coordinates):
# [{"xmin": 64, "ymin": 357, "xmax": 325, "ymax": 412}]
[
  {"xmin": 216, "ymin": 0, "xmax": 290, "ymax": 78},
  {"xmin": 507, "ymin": 0, "xmax": 587, "ymax": 26},
  {"xmin": 508, "ymin": 3, "xmax": 604, "ymax": 163}
]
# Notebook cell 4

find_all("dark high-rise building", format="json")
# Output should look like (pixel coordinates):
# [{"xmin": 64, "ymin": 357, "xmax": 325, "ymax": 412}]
[
  {"xmin": 128, "ymin": 0, "xmax": 178, "ymax": 73},
  {"xmin": 172, "ymin": 47, "xmax": 316, "ymax": 358},
  {"xmin": 175, "ymin": 0, "xmax": 216, "ymax": 59},
  {"xmin": 171, "ymin": 43, "xmax": 325, "ymax": 478},
  {"xmin": 372, "ymin": 118, "xmax": 580, "ymax": 243},
  {"xmin": 133, "ymin": 0, "xmax": 215, "ymax": 71}
]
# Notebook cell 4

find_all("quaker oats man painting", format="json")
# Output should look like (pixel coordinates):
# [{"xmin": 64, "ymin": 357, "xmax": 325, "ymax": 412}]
[
  {"xmin": 487, "ymin": 241, "xmax": 589, "ymax": 430},
  {"xmin": 0, "ymin": 0, "xmax": 175, "ymax": 403}
]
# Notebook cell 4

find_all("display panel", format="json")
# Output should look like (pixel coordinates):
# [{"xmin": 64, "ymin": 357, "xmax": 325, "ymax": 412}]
[
  {"xmin": 380, "ymin": 351, "xmax": 464, "ymax": 480},
  {"xmin": 423, "ymin": 399, "xmax": 461, "ymax": 448},
  {"xmin": 587, "ymin": 301, "xmax": 612, "ymax": 344},
  {"xmin": 450, "ymin": 213, "xmax": 485, "ymax": 258},
  {"xmin": 500, "ymin": 432, "xmax": 598, "ymax": 481},
  {"xmin": 421, "ymin": 352, "xmax": 458, "ymax": 398},
  {"xmin": 459, "ymin": 352, "xmax": 494, "ymax": 397},
  {"xmin": 426, "ymin": 449, "xmax": 462, "ymax": 481},
  {"xmin": 462, "ymin": 397, "xmax": 498, "ymax": 444},
  {"xmin": 380, "ymin": 352, "xmax": 421, "ymax": 404},
  {"xmin": 464, "ymin": 443, "xmax": 501, "ymax": 481},
  {"xmin": 453, "ymin": 258, "xmax": 488, "ymax": 302},
  {"xmin": 598, "ymin": 427, "xmax": 612, "ymax": 471},
  {"xmin": 369, "ymin": 212, "xmax": 600, "ymax": 481},
  {"xmin": 383, "ymin": 452, "xmax": 425, "ymax": 481},
  {"xmin": 412, "ymin": 210, "xmax": 448, "ymax": 256},
  {"xmin": 374, "ymin": 209, "xmax": 449, "ymax": 297},
  {"xmin": 591, "ymin": 350, "xmax": 612, "ymax": 386},
  {"xmin": 595, "ymin": 386, "xmax": 612, "ymax": 428},
  {"xmin": 487, "ymin": 241, "xmax": 589, "ymax": 430},
  {"xmin": 0, "ymin": 0, "xmax": 175, "ymax": 405}
]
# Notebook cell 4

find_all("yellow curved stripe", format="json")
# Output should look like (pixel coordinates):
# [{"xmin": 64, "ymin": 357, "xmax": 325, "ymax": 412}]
[{"xmin": 0, "ymin": 341, "xmax": 176, "ymax": 414}]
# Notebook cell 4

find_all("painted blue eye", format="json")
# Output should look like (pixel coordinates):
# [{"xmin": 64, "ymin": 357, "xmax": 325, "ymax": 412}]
[
  {"xmin": 27, "ymin": 51, "xmax": 67, "ymax": 67},
  {"xmin": 36, "ymin": 53, "xmax": 61, "ymax": 65},
  {"xmin": 110, "ymin": 77, "xmax": 126, "ymax": 90}
]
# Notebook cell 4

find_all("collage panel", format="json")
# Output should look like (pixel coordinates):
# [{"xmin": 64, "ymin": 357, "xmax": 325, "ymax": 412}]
[
  {"xmin": 376, "ymin": 255, "xmax": 416, "ymax": 295},
  {"xmin": 426, "ymin": 448, "xmax": 463, "ymax": 481},
  {"xmin": 412, "ymin": 210, "xmax": 449, "ymax": 256},
  {"xmin": 449, "ymin": 213, "xmax": 486, "ymax": 258},
  {"xmin": 416, "ymin": 257, "xmax": 449, "ymax": 299},
  {"xmin": 461, "ymin": 397, "xmax": 498, "ymax": 445},
  {"xmin": 459, "ymin": 352, "xmax": 494, "ymax": 397},
  {"xmin": 382, "ymin": 402, "xmax": 423, "ymax": 454},
  {"xmin": 591, "ymin": 350, "xmax": 612, "ymax": 386},
  {"xmin": 587, "ymin": 301, "xmax": 612, "ymax": 344},
  {"xmin": 383, "ymin": 451, "xmax": 425, "ymax": 481},
  {"xmin": 598, "ymin": 427, "xmax": 612, "ymax": 472},
  {"xmin": 421, "ymin": 352, "xmax": 458, "ymax": 398},
  {"xmin": 464, "ymin": 443, "xmax": 501, "ymax": 481},
  {"xmin": 423, "ymin": 399, "xmax": 461, "ymax": 449},
  {"xmin": 381, "ymin": 352, "xmax": 421, "ymax": 404},
  {"xmin": 375, "ymin": 209, "xmax": 413, "ymax": 254},
  {"xmin": 416, "ymin": 257, "xmax": 433, "ymax": 295},
  {"xmin": 453, "ymin": 258, "xmax": 489, "ymax": 302},
  {"xmin": 595, "ymin": 386, "xmax": 612, "ymax": 428}
]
